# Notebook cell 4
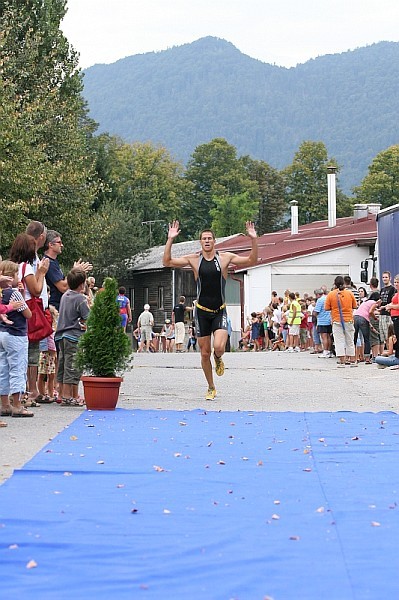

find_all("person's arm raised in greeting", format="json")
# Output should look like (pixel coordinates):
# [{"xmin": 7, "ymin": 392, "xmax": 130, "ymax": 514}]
[
  {"xmin": 223, "ymin": 221, "xmax": 258, "ymax": 270},
  {"xmin": 162, "ymin": 220, "xmax": 197, "ymax": 270}
]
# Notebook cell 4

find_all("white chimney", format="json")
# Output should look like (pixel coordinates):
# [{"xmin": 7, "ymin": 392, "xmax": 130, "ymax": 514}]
[
  {"xmin": 353, "ymin": 203, "xmax": 368, "ymax": 220},
  {"xmin": 290, "ymin": 200, "xmax": 298, "ymax": 235},
  {"xmin": 327, "ymin": 166, "xmax": 337, "ymax": 228},
  {"xmin": 367, "ymin": 203, "xmax": 381, "ymax": 215}
]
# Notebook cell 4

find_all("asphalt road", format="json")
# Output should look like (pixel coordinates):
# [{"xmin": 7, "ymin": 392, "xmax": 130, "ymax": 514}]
[{"xmin": 1, "ymin": 350, "xmax": 397, "ymax": 483}]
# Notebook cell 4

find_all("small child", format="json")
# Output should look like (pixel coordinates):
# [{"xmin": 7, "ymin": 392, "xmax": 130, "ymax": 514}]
[
  {"xmin": 149, "ymin": 332, "xmax": 157, "ymax": 353},
  {"xmin": 263, "ymin": 307, "xmax": 274, "ymax": 349},
  {"xmin": 0, "ymin": 261, "xmax": 33, "ymax": 417},
  {"xmin": 133, "ymin": 327, "xmax": 142, "ymax": 352},
  {"xmin": 187, "ymin": 320, "xmax": 197, "ymax": 351},
  {"xmin": 250, "ymin": 312, "xmax": 261, "ymax": 351},
  {"xmin": 280, "ymin": 309, "xmax": 289, "ymax": 345},
  {"xmin": 37, "ymin": 305, "xmax": 59, "ymax": 403},
  {"xmin": 239, "ymin": 325, "xmax": 251, "ymax": 351},
  {"xmin": 0, "ymin": 274, "xmax": 24, "ymax": 324},
  {"xmin": 55, "ymin": 269, "xmax": 90, "ymax": 406},
  {"xmin": 271, "ymin": 332, "xmax": 286, "ymax": 351},
  {"xmin": 299, "ymin": 304, "xmax": 308, "ymax": 350},
  {"xmin": 306, "ymin": 298, "xmax": 315, "ymax": 348},
  {"xmin": 161, "ymin": 319, "xmax": 175, "ymax": 353}
]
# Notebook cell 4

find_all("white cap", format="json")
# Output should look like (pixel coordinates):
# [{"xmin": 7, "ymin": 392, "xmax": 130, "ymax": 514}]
[{"xmin": 144, "ymin": 304, "xmax": 150, "ymax": 310}]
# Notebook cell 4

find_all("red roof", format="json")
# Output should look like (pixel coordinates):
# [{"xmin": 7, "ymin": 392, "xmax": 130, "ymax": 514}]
[{"xmin": 215, "ymin": 214, "xmax": 377, "ymax": 268}]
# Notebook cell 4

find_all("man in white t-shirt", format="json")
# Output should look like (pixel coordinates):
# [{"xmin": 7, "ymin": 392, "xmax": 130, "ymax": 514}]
[{"xmin": 25, "ymin": 221, "xmax": 49, "ymax": 303}]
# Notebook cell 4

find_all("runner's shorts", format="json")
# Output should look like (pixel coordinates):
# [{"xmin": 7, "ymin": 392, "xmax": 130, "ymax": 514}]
[{"xmin": 194, "ymin": 306, "xmax": 228, "ymax": 338}]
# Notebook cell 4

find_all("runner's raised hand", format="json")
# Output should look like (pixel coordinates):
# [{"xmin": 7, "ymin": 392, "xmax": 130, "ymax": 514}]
[
  {"xmin": 245, "ymin": 221, "xmax": 257, "ymax": 239},
  {"xmin": 168, "ymin": 220, "xmax": 181, "ymax": 240}
]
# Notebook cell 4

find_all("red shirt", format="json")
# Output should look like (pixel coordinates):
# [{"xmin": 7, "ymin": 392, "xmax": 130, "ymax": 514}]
[
  {"xmin": 391, "ymin": 292, "xmax": 399, "ymax": 317},
  {"xmin": 300, "ymin": 314, "xmax": 308, "ymax": 329}
]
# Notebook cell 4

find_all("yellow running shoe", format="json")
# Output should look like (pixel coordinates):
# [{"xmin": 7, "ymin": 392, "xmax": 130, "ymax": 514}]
[
  {"xmin": 205, "ymin": 387, "xmax": 217, "ymax": 401},
  {"xmin": 214, "ymin": 354, "xmax": 225, "ymax": 376}
]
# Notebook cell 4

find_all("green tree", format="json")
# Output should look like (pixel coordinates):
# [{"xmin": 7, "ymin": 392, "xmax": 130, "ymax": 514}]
[
  {"xmin": 283, "ymin": 141, "xmax": 348, "ymax": 224},
  {"xmin": 90, "ymin": 133, "xmax": 120, "ymax": 210},
  {"xmin": 76, "ymin": 277, "xmax": 131, "ymax": 378},
  {"xmin": 210, "ymin": 192, "xmax": 258, "ymax": 237},
  {"xmin": 183, "ymin": 138, "xmax": 259, "ymax": 238},
  {"xmin": 0, "ymin": 0, "xmax": 98, "ymax": 262},
  {"xmin": 89, "ymin": 200, "xmax": 147, "ymax": 280},
  {"xmin": 92, "ymin": 135, "xmax": 187, "ymax": 247},
  {"xmin": 241, "ymin": 157, "xmax": 286, "ymax": 233},
  {"xmin": 129, "ymin": 142, "xmax": 187, "ymax": 245},
  {"xmin": 0, "ymin": 77, "xmax": 47, "ymax": 247},
  {"xmin": 353, "ymin": 145, "xmax": 399, "ymax": 208}
]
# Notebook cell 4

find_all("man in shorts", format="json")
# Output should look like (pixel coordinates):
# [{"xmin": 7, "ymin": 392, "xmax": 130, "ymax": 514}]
[
  {"xmin": 314, "ymin": 288, "xmax": 332, "ymax": 358},
  {"xmin": 172, "ymin": 295, "xmax": 188, "ymax": 352},
  {"xmin": 163, "ymin": 221, "xmax": 258, "ymax": 401},
  {"xmin": 137, "ymin": 304, "xmax": 154, "ymax": 352},
  {"xmin": 286, "ymin": 292, "xmax": 302, "ymax": 352}
]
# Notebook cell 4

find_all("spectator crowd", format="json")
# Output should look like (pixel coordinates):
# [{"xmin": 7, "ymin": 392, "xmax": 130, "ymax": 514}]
[
  {"xmin": 132, "ymin": 272, "xmax": 399, "ymax": 375},
  {"xmin": 238, "ymin": 273, "xmax": 399, "ymax": 371},
  {"xmin": 0, "ymin": 221, "xmax": 93, "ymax": 426}
]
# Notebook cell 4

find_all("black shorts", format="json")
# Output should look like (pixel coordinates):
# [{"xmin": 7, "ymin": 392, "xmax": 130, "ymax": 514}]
[
  {"xmin": 317, "ymin": 325, "xmax": 332, "ymax": 334},
  {"xmin": 195, "ymin": 307, "xmax": 228, "ymax": 338}
]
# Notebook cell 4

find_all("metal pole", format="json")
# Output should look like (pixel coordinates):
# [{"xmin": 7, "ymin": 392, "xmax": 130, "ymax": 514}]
[{"xmin": 142, "ymin": 220, "xmax": 164, "ymax": 246}]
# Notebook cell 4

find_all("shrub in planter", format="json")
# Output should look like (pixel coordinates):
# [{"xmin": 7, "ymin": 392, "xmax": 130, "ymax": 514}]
[{"xmin": 75, "ymin": 277, "xmax": 132, "ymax": 409}]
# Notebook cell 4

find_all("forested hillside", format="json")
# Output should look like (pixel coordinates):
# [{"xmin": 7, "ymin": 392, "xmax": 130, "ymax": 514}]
[{"xmin": 82, "ymin": 37, "xmax": 399, "ymax": 193}]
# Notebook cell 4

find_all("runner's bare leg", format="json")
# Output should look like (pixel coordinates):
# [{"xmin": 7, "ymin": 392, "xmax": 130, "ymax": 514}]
[
  {"xmin": 213, "ymin": 329, "xmax": 228, "ymax": 360},
  {"xmin": 198, "ymin": 336, "xmax": 214, "ymax": 389}
]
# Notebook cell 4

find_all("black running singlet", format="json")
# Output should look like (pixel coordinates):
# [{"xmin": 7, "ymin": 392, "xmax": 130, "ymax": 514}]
[{"xmin": 197, "ymin": 254, "xmax": 226, "ymax": 311}]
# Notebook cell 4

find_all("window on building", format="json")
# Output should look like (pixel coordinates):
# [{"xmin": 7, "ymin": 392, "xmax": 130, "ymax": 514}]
[
  {"xmin": 158, "ymin": 286, "xmax": 164, "ymax": 310},
  {"xmin": 144, "ymin": 287, "xmax": 149, "ymax": 305},
  {"xmin": 225, "ymin": 277, "xmax": 241, "ymax": 304}
]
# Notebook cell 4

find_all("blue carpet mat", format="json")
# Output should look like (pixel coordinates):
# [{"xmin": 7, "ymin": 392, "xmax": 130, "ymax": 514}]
[{"xmin": 1, "ymin": 409, "xmax": 399, "ymax": 599}]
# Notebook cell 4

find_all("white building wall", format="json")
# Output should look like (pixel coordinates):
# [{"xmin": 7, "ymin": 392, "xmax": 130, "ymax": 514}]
[
  {"xmin": 271, "ymin": 246, "xmax": 370, "ymax": 296},
  {"xmin": 244, "ymin": 264, "xmax": 272, "ymax": 315},
  {"xmin": 242, "ymin": 246, "xmax": 370, "ymax": 311},
  {"xmin": 275, "ymin": 246, "xmax": 369, "ymax": 289},
  {"xmin": 227, "ymin": 245, "xmax": 372, "ymax": 335}
]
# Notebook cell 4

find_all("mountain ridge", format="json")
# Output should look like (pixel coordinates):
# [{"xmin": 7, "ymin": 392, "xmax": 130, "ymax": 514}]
[{"xmin": 82, "ymin": 37, "xmax": 399, "ymax": 193}]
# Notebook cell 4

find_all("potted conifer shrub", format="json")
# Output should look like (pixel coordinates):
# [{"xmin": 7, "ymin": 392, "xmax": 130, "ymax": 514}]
[{"xmin": 76, "ymin": 277, "xmax": 132, "ymax": 410}]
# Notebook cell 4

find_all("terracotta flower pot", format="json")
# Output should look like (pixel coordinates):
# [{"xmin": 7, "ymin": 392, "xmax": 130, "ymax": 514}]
[{"xmin": 81, "ymin": 376, "xmax": 123, "ymax": 410}]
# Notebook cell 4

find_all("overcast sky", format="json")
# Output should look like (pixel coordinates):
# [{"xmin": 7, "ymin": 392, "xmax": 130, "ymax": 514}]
[{"xmin": 61, "ymin": 0, "xmax": 399, "ymax": 69}]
